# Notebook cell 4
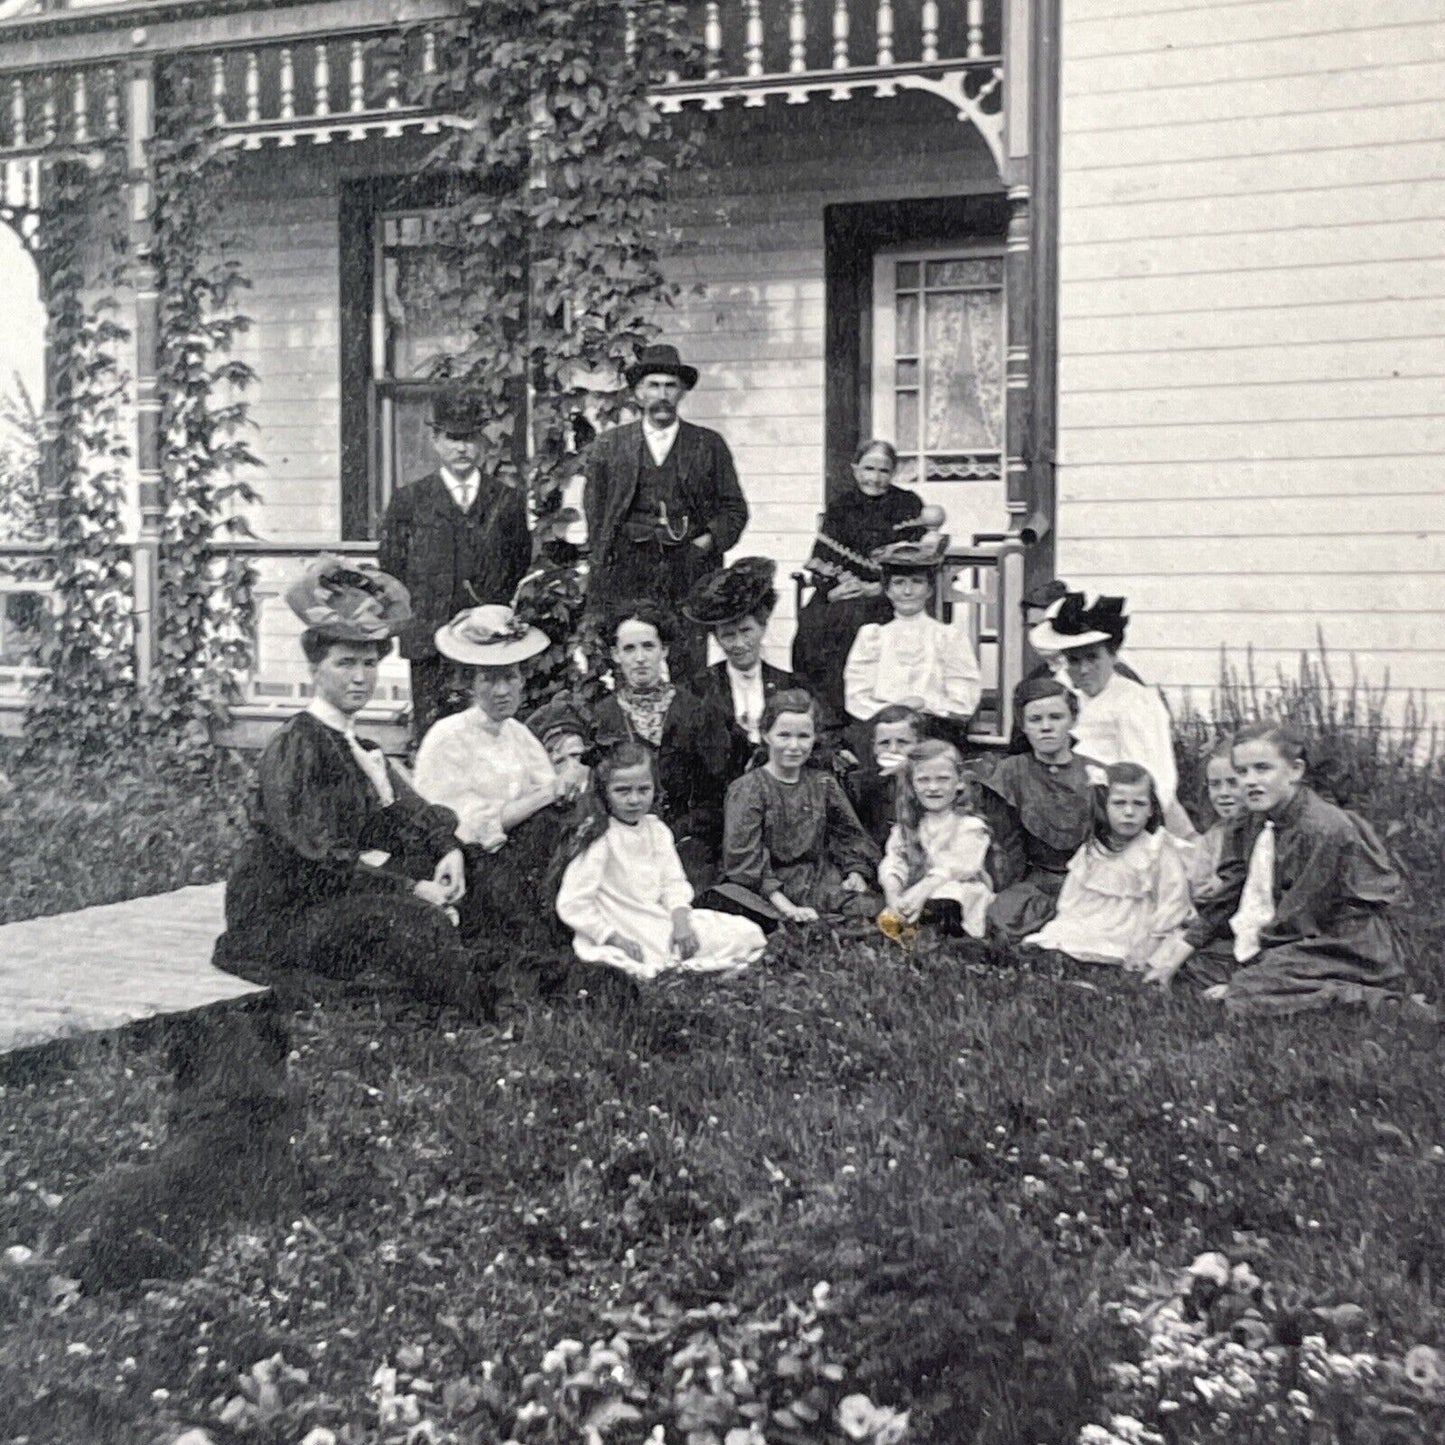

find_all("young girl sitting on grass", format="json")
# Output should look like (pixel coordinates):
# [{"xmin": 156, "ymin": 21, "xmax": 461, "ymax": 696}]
[
  {"xmin": 716, "ymin": 689, "xmax": 882, "ymax": 926},
  {"xmin": 555, "ymin": 742, "xmax": 767, "ymax": 981},
  {"xmin": 847, "ymin": 703, "xmax": 927, "ymax": 848},
  {"xmin": 878, "ymin": 739, "xmax": 993, "ymax": 939},
  {"xmin": 1144, "ymin": 723, "xmax": 1407, "ymax": 1016},
  {"xmin": 1187, "ymin": 738, "xmax": 1244, "ymax": 902},
  {"xmin": 1023, "ymin": 762, "xmax": 1193, "ymax": 969},
  {"xmin": 977, "ymin": 676, "xmax": 1104, "ymax": 945}
]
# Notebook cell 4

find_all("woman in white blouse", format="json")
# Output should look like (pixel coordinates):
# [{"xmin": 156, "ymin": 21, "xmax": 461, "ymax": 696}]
[
  {"xmin": 1029, "ymin": 593, "xmax": 1194, "ymax": 838},
  {"xmin": 413, "ymin": 606, "xmax": 588, "ymax": 943}
]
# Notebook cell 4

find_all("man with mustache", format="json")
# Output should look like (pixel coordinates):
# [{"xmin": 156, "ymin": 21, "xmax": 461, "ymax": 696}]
[{"xmin": 581, "ymin": 344, "xmax": 749, "ymax": 678}]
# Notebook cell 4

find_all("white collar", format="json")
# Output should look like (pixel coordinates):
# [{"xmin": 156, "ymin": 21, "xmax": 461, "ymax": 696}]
[
  {"xmin": 441, "ymin": 464, "xmax": 480, "ymax": 487},
  {"xmin": 306, "ymin": 695, "xmax": 359, "ymax": 738},
  {"xmin": 725, "ymin": 659, "xmax": 762, "ymax": 682},
  {"xmin": 642, "ymin": 417, "xmax": 679, "ymax": 441}
]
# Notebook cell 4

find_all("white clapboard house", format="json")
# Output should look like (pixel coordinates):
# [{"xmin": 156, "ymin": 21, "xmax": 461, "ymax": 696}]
[{"xmin": 0, "ymin": 0, "xmax": 1439, "ymax": 742}]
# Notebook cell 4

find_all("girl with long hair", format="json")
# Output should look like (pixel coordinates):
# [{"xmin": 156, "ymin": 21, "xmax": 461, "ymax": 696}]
[
  {"xmin": 554, "ymin": 743, "xmax": 766, "ymax": 980},
  {"xmin": 877, "ymin": 740, "xmax": 993, "ymax": 938}
]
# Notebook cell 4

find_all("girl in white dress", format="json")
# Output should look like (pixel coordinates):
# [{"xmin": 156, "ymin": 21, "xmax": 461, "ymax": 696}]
[
  {"xmin": 878, "ymin": 739, "xmax": 993, "ymax": 939},
  {"xmin": 1024, "ymin": 762, "xmax": 1193, "ymax": 969},
  {"xmin": 555, "ymin": 743, "xmax": 767, "ymax": 981}
]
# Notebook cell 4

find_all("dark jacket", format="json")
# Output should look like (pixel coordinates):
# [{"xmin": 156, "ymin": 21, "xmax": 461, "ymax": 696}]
[
  {"xmin": 687, "ymin": 660, "xmax": 793, "ymax": 781},
  {"xmin": 583, "ymin": 420, "xmax": 748, "ymax": 587},
  {"xmin": 225, "ymin": 711, "xmax": 461, "ymax": 935},
  {"xmin": 377, "ymin": 470, "xmax": 532, "ymax": 660}
]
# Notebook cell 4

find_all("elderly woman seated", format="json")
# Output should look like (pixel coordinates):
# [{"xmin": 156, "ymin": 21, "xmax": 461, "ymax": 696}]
[
  {"xmin": 682, "ymin": 556, "xmax": 793, "ymax": 781},
  {"xmin": 413, "ymin": 606, "xmax": 588, "ymax": 944}
]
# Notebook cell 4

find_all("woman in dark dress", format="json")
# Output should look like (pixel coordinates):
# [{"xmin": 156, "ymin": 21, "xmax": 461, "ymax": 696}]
[
  {"xmin": 591, "ymin": 599, "xmax": 732, "ymax": 882},
  {"xmin": 792, "ymin": 439, "xmax": 924, "ymax": 723}
]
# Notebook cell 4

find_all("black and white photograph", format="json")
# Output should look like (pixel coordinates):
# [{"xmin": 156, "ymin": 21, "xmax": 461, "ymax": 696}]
[{"xmin": 0, "ymin": 1, "xmax": 1441, "ymax": 1441}]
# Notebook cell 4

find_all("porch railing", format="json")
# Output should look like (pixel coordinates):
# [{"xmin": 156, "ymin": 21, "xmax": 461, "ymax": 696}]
[
  {"xmin": 0, "ymin": 1, "xmax": 1003, "ymax": 167},
  {"xmin": 0, "ymin": 531, "xmax": 1026, "ymax": 747}
]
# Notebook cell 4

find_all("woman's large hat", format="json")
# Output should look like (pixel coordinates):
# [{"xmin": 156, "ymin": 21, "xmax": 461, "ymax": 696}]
[
  {"xmin": 682, "ymin": 556, "xmax": 778, "ymax": 627},
  {"xmin": 624, "ymin": 343, "xmax": 699, "ymax": 391},
  {"xmin": 1029, "ymin": 592, "xmax": 1129, "ymax": 653},
  {"xmin": 285, "ymin": 555, "xmax": 411, "ymax": 641},
  {"xmin": 435, "ymin": 605, "xmax": 550, "ymax": 666}
]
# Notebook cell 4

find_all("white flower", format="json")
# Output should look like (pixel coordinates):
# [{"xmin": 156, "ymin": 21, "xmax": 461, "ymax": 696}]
[
  {"xmin": 1404, "ymin": 1344, "xmax": 1444, "ymax": 1392},
  {"xmin": 874, "ymin": 1407, "xmax": 910, "ymax": 1445},
  {"xmin": 838, "ymin": 1394, "xmax": 880, "ymax": 1440},
  {"xmin": 1186, "ymin": 1252, "xmax": 1230, "ymax": 1287},
  {"xmin": 1229, "ymin": 1262, "xmax": 1261, "ymax": 1295}
]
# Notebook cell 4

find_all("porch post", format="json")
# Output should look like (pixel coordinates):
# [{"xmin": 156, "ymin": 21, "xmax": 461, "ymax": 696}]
[{"xmin": 124, "ymin": 57, "xmax": 161, "ymax": 688}]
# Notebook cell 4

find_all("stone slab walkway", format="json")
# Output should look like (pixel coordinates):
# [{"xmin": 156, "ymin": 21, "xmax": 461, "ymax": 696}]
[{"xmin": 0, "ymin": 883, "xmax": 264, "ymax": 1054}]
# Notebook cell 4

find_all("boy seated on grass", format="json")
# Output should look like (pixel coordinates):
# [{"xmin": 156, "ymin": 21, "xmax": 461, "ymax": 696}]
[{"xmin": 1145, "ymin": 722, "xmax": 1409, "ymax": 1017}]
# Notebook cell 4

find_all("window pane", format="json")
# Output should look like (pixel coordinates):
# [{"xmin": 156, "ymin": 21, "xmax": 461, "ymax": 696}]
[
  {"xmin": 925, "ymin": 257, "xmax": 1003, "ymax": 290},
  {"xmin": 384, "ymin": 248, "xmax": 472, "ymax": 380},
  {"xmin": 895, "ymin": 261, "xmax": 919, "ymax": 289},
  {"xmin": 896, "ymin": 358, "xmax": 919, "ymax": 387},
  {"xmin": 895, "ymin": 388, "xmax": 919, "ymax": 451},
  {"xmin": 895, "ymin": 292, "xmax": 919, "ymax": 356},
  {"xmin": 923, "ymin": 290, "xmax": 1002, "ymax": 451}
]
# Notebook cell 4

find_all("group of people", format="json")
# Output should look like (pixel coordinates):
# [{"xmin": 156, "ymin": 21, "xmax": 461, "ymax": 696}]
[{"xmin": 59, "ymin": 342, "xmax": 1414, "ymax": 1292}]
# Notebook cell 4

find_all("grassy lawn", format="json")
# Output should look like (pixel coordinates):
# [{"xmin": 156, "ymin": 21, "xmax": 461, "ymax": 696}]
[{"xmin": 1, "ymin": 733, "xmax": 1442, "ymax": 1444}]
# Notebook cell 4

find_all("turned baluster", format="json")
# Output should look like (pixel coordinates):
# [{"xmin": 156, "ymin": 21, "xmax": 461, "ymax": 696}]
[
  {"xmin": 422, "ymin": 29, "xmax": 437, "ymax": 77},
  {"xmin": 279, "ymin": 47, "xmax": 296, "ymax": 120},
  {"xmin": 624, "ymin": 2, "xmax": 637, "ymax": 62},
  {"xmin": 349, "ymin": 40, "xmax": 366, "ymax": 112},
  {"xmin": 832, "ymin": 0, "xmax": 850, "ymax": 69},
  {"xmin": 744, "ymin": 0, "xmax": 764, "ymax": 77},
  {"xmin": 10, "ymin": 79, "xmax": 25, "ymax": 151},
  {"xmin": 921, "ymin": 1, "xmax": 939, "ymax": 62},
  {"xmin": 788, "ymin": 0, "xmax": 807, "ymax": 72},
  {"xmin": 103, "ymin": 67, "xmax": 119, "ymax": 135},
  {"xmin": 704, "ymin": 2, "xmax": 722, "ymax": 80},
  {"xmin": 314, "ymin": 44, "xmax": 331, "ymax": 117},
  {"xmin": 384, "ymin": 57, "xmax": 401, "ymax": 110},
  {"xmin": 41, "ymin": 74, "xmax": 56, "ymax": 144},
  {"xmin": 875, "ymin": 0, "xmax": 893, "ymax": 66},
  {"xmin": 211, "ymin": 55, "xmax": 228, "ymax": 125},
  {"xmin": 966, "ymin": 0, "xmax": 984, "ymax": 58},
  {"xmin": 72, "ymin": 70, "xmax": 88, "ymax": 144},
  {"xmin": 244, "ymin": 49, "xmax": 261, "ymax": 124}
]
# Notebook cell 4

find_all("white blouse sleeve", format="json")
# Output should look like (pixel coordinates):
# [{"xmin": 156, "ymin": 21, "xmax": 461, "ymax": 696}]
[
  {"xmin": 878, "ymin": 824, "xmax": 911, "ymax": 896},
  {"xmin": 844, "ymin": 625, "xmax": 885, "ymax": 720},
  {"xmin": 934, "ymin": 817, "xmax": 991, "ymax": 881},
  {"xmin": 555, "ymin": 838, "xmax": 612, "ymax": 946},
  {"xmin": 652, "ymin": 817, "xmax": 695, "ymax": 912},
  {"xmin": 1118, "ymin": 683, "xmax": 1178, "ymax": 813},
  {"xmin": 1147, "ymin": 836, "xmax": 1195, "ymax": 948},
  {"xmin": 935, "ymin": 626, "xmax": 982, "ymax": 720}
]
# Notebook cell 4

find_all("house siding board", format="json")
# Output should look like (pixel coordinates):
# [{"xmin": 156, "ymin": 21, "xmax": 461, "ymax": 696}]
[{"xmin": 1057, "ymin": 5, "xmax": 1445, "ymax": 711}]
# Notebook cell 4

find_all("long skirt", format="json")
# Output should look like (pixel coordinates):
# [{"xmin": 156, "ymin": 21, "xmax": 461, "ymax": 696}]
[
  {"xmin": 793, "ymin": 593, "xmax": 891, "ymax": 723},
  {"xmin": 986, "ymin": 867, "xmax": 1068, "ymax": 946}
]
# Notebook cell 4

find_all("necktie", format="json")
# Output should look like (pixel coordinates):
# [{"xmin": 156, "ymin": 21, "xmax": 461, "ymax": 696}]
[
  {"xmin": 1230, "ymin": 820, "xmax": 1276, "ymax": 962},
  {"xmin": 348, "ymin": 735, "xmax": 396, "ymax": 807}
]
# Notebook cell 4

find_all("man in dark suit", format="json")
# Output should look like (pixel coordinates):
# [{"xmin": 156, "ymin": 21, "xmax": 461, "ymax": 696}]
[
  {"xmin": 683, "ymin": 557, "xmax": 792, "ymax": 781},
  {"xmin": 378, "ymin": 391, "xmax": 533, "ymax": 740},
  {"xmin": 582, "ymin": 343, "xmax": 749, "ymax": 678}
]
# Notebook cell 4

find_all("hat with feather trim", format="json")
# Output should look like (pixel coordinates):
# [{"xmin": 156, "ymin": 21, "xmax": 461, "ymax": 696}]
[
  {"xmin": 285, "ymin": 555, "xmax": 412, "ymax": 642},
  {"xmin": 435, "ymin": 605, "xmax": 550, "ymax": 666},
  {"xmin": 872, "ymin": 532, "xmax": 950, "ymax": 576},
  {"xmin": 683, "ymin": 556, "xmax": 779, "ymax": 627},
  {"xmin": 1029, "ymin": 592, "xmax": 1129, "ymax": 653}
]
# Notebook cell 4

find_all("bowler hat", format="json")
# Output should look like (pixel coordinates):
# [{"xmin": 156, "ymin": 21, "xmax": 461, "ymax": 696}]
[
  {"xmin": 285, "ymin": 555, "xmax": 412, "ymax": 642},
  {"xmin": 430, "ymin": 391, "xmax": 488, "ymax": 439},
  {"xmin": 624, "ymin": 343, "xmax": 699, "ymax": 391},
  {"xmin": 683, "ymin": 557, "xmax": 778, "ymax": 627}
]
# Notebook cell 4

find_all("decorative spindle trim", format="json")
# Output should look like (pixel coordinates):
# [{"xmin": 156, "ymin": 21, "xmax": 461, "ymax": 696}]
[
  {"xmin": 876, "ymin": 0, "xmax": 894, "ymax": 67},
  {"xmin": 211, "ymin": 54, "xmax": 227, "ymax": 125},
  {"xmin": 314, "ymin": 43, "xmax": 331, "ymax": 117},
  {"xmin": 788, "ymin": 0, "xmax": 806, "ymax": 74},
  {"xmin": 349, "ymin": 40, "xmax": 366, "ymax": 114},
  {"xmin": 279, "ymin": 47, "xmax": 296, "ymax": 120},
  {"xmin": 832, "ymin": 0, "xmax": 849, "ymax": 70},
  {"xmin": 921, "ymin": 1, "xmax": 939, "ymax": 64},
  {"xmin": 744, "ymin": 0, "xmax": 764, "ymax": 78},
  {"xmin": 72, "ymin": 70, "xmax": 88, "ymax": 144},
  {"xmin": 244, "ymin": 49, "xmax": 261, "ymax": 124},
  {"xmin": 966, "ymin": 0, "xmax": 984, "ymax": 59},
  {"xmin": 704, "ymin": 2, "xmax": 722, "ymax": 80}
]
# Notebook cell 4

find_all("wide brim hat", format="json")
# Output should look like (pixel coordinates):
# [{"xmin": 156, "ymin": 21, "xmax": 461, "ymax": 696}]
[
  {"xmin": 525, "ymin": 694, "xmax": 593, "ymax": 747},
  {"xmin": 623, "ymin": 343, "xmax": 699, "ymax": 391},
  {"xmin": 430, "ymin": 390, "xmax": 489, "ymax": 439},
  {"xmin": 435, "ymin": 605, "xmax": 550, "ymax": 666},
  {"xmin": 682, "ymin": 556, "xmax": 778, "ymax": 627},
  {"xmin": 285, "ymin": 555, "xmax": 411, "ymax": 642},
  {"xmin": 872, "ymin": 532, "xmax": 950, "ymax": 575},
  {"xmin": 1030, "ymin": 592, "xmax": 1129, "ymax": 653}
]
